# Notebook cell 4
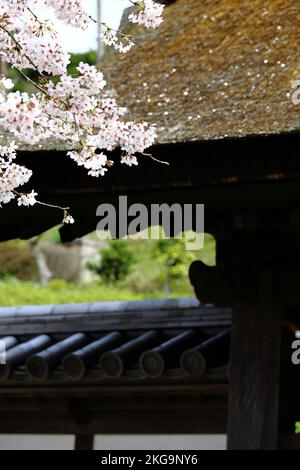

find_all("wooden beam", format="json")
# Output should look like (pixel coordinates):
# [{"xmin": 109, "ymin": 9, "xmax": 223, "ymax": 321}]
[
  {"xmin": 75, "ymin": 434, "xmax": 94, "ymax": 450},
  {"xmin": 0, "ymin": 392, "xmax": 228, "ymax": 435},
  {"xmin": 0, "ymin": 409, "xmax": 227, "ymax": 435},
  {"xmin": 0, "ymin": 383, "xmax": 228, "ymax": 398}
]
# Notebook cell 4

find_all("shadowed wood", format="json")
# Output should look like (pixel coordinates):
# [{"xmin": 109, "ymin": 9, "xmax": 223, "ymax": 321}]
[
  {"xmin": 0, "ymin": 394, "xmax": 228, "ymax": 435},
  {"xmin": 278, "ymin": 435, "xmax": 300, "ymax": 450},
  {"xmin": 1, "ymin": 132, "xmax": 300, "ymax": 242},
  {"xmin": 75, "ymin": 434, "xmax": 94, "ymax": 450},
  {"xmin": 227, "ymin": 234, "xmax": 281, "ymax": 450}
]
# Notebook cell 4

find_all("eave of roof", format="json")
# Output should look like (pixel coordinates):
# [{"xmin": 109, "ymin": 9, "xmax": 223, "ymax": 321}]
[
  {"xmin": 0, "ymin": 297, "xmax": 231, "ymax": 335},
  {"xmin": 0, "ymin": 298, "xmax": 231, "ymax": 384}
]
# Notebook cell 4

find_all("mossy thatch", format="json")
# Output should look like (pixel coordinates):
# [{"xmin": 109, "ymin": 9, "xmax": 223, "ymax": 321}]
[
  {"xmin": 102, "ymin": 0, "xmax": 300, "ymax": 144},
  {"xmin": 3, "ymin": 0, "xmax": 299, "ymax": 151}
]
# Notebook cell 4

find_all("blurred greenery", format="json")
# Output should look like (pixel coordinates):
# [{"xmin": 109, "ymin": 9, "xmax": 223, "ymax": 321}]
[
  {"xmin": 0, "ymin": 279, "xmax": 155, "ymax": 306},
  {"xmin": 119, "ymin": 233, "xmax": 215, "ymax": 296},
  {"xmin": 0, "ymin": 231, "xmax": 215, "ymax": 306},
  {"xmin": 67, "ymin": 50, "xmax": 97, "ymax": 75},
  {"xmin": 88, "ymin": 240, "xmax": 136, "ymax": 282},
  {"xmin": 153, "ymin": 237, "xmax": 203, "ymax": 281}
]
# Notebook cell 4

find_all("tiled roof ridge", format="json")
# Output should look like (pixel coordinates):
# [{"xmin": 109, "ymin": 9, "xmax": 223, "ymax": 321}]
[{"xmin": 0, "ymin": 297, "xmax": 231, "ymax": 336}]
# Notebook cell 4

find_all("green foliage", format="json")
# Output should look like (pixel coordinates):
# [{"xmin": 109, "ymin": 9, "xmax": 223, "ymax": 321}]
[
  {"xmin": 295, "ymin": 422, "xmax": 300, "ymax": 434},
  {"xmin": 87, "ymin": 233, "xmax": 215, "ymax": 296},
  {"xmin": 67, "ymin": 50, "xmax": 97, "ymax": 75},
  {"xmin": 88, "ymin": 240, "xmax": 136, "ymax": 283},
  {"xmin": 0, "ymin": 233, "xmax": 216, "ymax": 305},
  {"xmin": 0, "ymin": 280, "xmax": 155, "ymax": 306},
  {"xmin": 7, "ymin": 66, "xmax": 38, "ymax": 93},
  {"xmin": 0, "ymin": 269, "xmax": 12, "ymax": 281},
  {"xmin": 153, "ymin": 237, "xmax": 198, "ymax": 282}
]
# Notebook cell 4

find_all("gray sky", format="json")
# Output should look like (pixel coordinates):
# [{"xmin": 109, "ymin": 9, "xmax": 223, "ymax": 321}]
[{"xmin": 37, "ymin": 0, "xmax": 131, "ymax": 53}]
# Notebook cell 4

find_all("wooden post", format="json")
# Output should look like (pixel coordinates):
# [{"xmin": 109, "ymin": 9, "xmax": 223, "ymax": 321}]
[
  {"xmin": 74, "ymin": 434, "xmax": 94, "ymax": 450},
  {"xmin": 227, "ymin": 232, "xmax": 281, "ymax": 450}
]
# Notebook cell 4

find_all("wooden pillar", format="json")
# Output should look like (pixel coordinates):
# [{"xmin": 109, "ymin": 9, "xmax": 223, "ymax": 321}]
[
  {"xmin": 74, "ymin": 434, "xmax": 94, "ymax": 450},
  {"xmin": 227, "ymin": 303, "xmax": 281, "ymax": 449},
  {"xmin": 227, "ymin": 232, "xmax": 281, "ymax": 450}
]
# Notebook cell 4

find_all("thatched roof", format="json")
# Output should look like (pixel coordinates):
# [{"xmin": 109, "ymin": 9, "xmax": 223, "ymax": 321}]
[
  {"xmin": 2, "ymin": 0, "xmax": 299, "ymax": 151},
  {"xmin": 102, "ymin": 0, "xmax": 300, "ymax": 144}
]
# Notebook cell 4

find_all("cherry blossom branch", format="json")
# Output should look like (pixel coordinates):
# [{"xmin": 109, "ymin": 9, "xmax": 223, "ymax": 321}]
[
  {"xmin": 0, "ymin": 1, "xmax": 165, "ymax": 224},
  {"xmin": 26, "ymin": 7, "xmax": 43, "ymax": 25},
  {"xmin": 0, "ymin": 22, "xmax": 49, "ymax": 96},
  {"xmin": 13, "ymin": 190, "xmax": 74, "ymax": 224},
  {"xmin": 13, "ymin": 190, "xmax": 69, "ymax": 211},
  {"xmin": 0, "ymin": 24, "xmax": 47, "ymax": 78}
]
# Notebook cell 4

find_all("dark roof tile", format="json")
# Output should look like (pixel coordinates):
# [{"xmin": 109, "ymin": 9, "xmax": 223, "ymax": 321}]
[{"xmin": 0, "ymin": 297, "xmax": 231, "ymax": 384}]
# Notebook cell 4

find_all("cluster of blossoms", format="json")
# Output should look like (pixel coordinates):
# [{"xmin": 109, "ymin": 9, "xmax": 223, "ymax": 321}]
[
  {"xmin": 100, "ymin": 29, "xmax": 135, "ymax": 53},
  {"xmin": 0, "ymin": 141, "xmax": 33, "ymax": 207},
  {"xmin": 0, "ymin": 0, "xmax": 164, "ymax": 221},
  {"xmin": 129, "ymin": 0, "xmax": 164, "ymax": 29},
  {"xmin": 101, "ymin": 0, "xmax": 165, "ymax": 52}
]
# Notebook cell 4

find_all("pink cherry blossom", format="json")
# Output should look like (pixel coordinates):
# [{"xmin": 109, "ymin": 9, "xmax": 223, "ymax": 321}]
[
  {"xmin": 17, "ymin": 190, "xmax": 38, "ymax": 206},
  {"xmin": 0, "ymin": 0, "xmax": 164, "ymax": 221},
  {"xmin": 129, "ymin": 0, "xmax": 164, "ymax": 29}
]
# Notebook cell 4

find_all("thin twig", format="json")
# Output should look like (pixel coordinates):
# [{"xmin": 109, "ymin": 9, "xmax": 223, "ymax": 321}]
[
  {"xmin": 16, "ymin": 67, "xmax": 48, "ymax": 95},
  {"xmin": 140, "ymin": 152, "xmax": 170, "ymax": 165},
  {"xmin": 27, "ymin": 7, "xmax": 42, "ymax": 24},
  {"xmin": 36, "ymin": 200, "xmax": 70, "ymax": 211},
  {"xmin": 13, "ymin": 190, "xmax": 70, "ymax": 212},
  {"xmin": 88, "ymin": 16, "xmax": 133, "ymax": 38}
]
